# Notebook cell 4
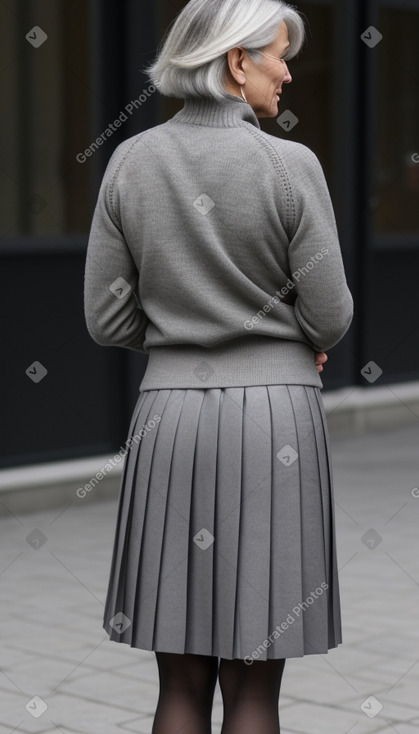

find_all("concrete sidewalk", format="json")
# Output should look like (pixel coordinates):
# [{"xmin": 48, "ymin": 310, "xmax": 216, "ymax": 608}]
[{"xmin": 0, "ymin": 421, "xmax": 419, "ymax": 733}]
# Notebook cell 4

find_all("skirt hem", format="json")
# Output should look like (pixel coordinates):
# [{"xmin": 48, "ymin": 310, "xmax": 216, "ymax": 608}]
[{"xmin": 102, "ymin": 622, "xmax": 342, "ymax": 660}]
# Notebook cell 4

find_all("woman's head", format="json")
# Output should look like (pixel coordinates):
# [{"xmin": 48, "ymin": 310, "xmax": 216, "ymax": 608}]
[
  {"xmin": 143, "ymin": 0, "xmax": 306, "ymax": 117},
  {"xmin": 224, "ymin": 20, "xmax": 294, "ymax": 118}
]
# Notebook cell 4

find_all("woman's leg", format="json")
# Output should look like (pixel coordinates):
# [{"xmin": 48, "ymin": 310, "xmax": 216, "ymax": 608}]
[
  {"xmin": 218, "ymin": 657, "xmax": 286, "ymax": 734},
  {"xmin": 152, "ymin": 651, "xmax": 219, "ymax": 734}
]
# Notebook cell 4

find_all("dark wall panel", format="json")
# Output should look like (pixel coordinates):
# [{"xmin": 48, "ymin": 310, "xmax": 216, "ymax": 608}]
[
  {"xmin": 362, "ymin": 251, "xmax": 419, "ymax": 384},
  {"xmin": 1, "ymin": 255, "xmax": 127, "ymax": 468}
]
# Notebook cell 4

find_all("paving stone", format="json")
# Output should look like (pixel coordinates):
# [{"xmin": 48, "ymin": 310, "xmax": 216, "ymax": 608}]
[
  {"xmin": 372, "ymin": 724, "xmax": 419, "ymax": 734},
  {"xmin": 280, "ymin": 700, "xmax": 390, "ymax": 734},
  {"xmin": 0, "ymin": 619, "xmax": 103, "ymax": 660},
  {"xmin": 0, "ymin": 688, "xmax": 142, "ymax": 732},
  {"xmin": 57, "ymin": 669, "xmax": 159, "ymax": 711},
  {"xmin": 339, "ymin": 693, "xmax": 419, "ymax": 723},
  {"xmin": 0, "ymin": 657, "xmax": 107, "ymax": 697},
  {"xmin": 1, "ymin": 423, "xmax": 419, "ymax": 733}
]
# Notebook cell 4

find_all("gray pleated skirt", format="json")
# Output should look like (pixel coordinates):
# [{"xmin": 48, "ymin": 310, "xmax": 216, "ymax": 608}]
[{"xmin": 102, "ymin": 384, "xmax": 342, "ymax": 661}]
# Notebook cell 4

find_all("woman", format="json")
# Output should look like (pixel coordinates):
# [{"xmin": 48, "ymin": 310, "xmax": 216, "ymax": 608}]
[{"xmin": 84, "ymin": 0, "xmax": 353, "ymax": 732}]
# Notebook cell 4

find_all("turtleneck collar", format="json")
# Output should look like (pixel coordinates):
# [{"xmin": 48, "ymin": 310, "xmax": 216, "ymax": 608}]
[{"xmin": 169, "ymin": 93, "xmax": 261, "ymax": 130}]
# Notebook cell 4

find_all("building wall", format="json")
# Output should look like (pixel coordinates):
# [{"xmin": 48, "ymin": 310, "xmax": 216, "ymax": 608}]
[{"xmin": 1, "ymin": 0, "xmax": 418, "ymax": 468}]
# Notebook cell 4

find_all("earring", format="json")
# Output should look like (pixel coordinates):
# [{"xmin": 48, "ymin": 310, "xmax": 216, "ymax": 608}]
[{"xmin": 240, "ymin": 85, "xmax": 248, "ymax": 103}]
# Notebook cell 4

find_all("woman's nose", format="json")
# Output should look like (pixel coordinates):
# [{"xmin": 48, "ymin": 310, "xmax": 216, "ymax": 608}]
[{"xmin": 283, "ymin": 64, "xmax": 292, "ymax": 83}]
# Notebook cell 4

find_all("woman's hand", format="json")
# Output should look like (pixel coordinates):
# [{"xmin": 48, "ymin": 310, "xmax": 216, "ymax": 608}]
[{"xmin": 315, "ymin": 352, "xmax": 328, "ymax": 373}]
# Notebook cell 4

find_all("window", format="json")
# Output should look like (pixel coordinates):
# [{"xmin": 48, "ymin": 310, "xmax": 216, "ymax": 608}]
[
  {"xmin": 0, "ymin": 0, "xmax": 93, "ymax": 237},
  {"xmin": 373, "ymin": 5, "xmax": 419, "ymax": 236}
]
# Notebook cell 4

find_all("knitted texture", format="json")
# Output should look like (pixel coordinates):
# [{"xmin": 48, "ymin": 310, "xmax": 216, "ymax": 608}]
[{"xmin": 84, "ymin": 93, "xmax": 353, "ymax": 390}]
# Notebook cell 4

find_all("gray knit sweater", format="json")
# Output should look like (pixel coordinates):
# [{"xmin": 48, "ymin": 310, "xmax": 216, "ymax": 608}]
[{"xmin": 84, "ymin": 93, "xmax": 353, "ymax": 390}]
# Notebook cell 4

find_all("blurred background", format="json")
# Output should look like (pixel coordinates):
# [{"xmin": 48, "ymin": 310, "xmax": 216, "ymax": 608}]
[
  {"xmin": 1, "ymin": 4, "xmax": 419, "ymax": 732},
  {"xmin": 1, "ymin": 0, "xmax": 419, "ymax": 471}
]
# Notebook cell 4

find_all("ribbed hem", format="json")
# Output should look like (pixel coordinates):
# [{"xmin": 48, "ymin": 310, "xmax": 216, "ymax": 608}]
[{"xmin": 139, "ymin": 336, "xmax": 323, "ymax": 391}]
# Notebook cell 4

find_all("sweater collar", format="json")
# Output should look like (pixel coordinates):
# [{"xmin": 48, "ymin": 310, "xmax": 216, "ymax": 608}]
[{"xmin": 169, "ymin": 93, "xmax": 261, "ymax": 130}]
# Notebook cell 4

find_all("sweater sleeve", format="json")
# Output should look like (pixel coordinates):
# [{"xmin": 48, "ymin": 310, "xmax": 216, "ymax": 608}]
[
  {"xmin": 83, "ymin": 152, "xmax": 149, "ymax": 354},
  {"xmin": 285, "ymin": 144, "xmax": 354, "ymax": 352}
]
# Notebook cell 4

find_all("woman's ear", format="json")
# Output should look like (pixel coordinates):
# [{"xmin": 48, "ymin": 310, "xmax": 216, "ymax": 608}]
[{"xmin": 226, "ymin": 47, "xmax": 246, "ymax": 86}]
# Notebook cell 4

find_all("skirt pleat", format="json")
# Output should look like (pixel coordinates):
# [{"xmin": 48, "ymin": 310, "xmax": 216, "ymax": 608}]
[{"xmin": 102, "ymin": 384, "xmax": 342, "ymax": 660}]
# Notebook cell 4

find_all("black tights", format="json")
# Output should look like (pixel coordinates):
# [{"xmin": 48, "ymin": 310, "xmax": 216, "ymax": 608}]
[{"xmin": 152, "ymin": 651, "xmax": 286, "ymax": 734}]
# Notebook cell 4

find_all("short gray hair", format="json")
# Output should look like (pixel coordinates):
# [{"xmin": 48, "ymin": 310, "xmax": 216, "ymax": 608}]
[{"xmin": 142, "ymin": 0, "xmax": 306, "ymax": 101}]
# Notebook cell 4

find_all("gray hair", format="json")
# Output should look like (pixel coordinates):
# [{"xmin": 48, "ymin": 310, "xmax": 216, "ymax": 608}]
[{"xmin": 142, "ymin": 0, "xmax": 306, "ymax": 101}]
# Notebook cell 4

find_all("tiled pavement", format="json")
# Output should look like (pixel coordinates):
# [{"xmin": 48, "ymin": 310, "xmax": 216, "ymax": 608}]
[{"xmin": 1, "ymin": 421, "xmax": 419, "ymax": 733}]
